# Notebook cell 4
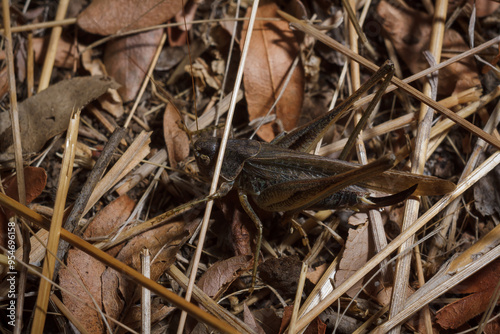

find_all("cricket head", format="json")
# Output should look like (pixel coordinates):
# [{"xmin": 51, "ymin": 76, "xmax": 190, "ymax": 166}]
[
  {"xmin": 193, "ymin": 137, "xmax": 261, "ymax": 182},
  {"xmin": 193, "ymin": 137, "xmax": 219, "ymax": 178}
]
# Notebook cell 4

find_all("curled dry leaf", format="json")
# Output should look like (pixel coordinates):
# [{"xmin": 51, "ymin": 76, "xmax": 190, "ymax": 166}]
[
  {"xmin": 77, "ymin": 0, "xmax": 183, "ymax": 35},
  {"xmin": 104, "ymin": 28, "xmax": 164, "ymax": 102},
  {"xmin": 197, "ymin": 255, "xmax": 252, "ymax": 300},
  {"xmin": 377, "ymin": 0, "xmax": 481, "ymax": 96},
  {"xmin": 0, "ymin": 76, "xmax": 120, "ymax": 164},
  {"xmin": 241, "ymin": 1, "xmax": 305, "ymax": 141},
  {"xmin": 163, "ymin": 103, "xmax": 190, "ymax": 168}
]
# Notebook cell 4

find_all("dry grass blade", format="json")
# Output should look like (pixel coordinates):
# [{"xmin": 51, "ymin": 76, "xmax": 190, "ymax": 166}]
[{"xmin": 32, "ymin": 109, "xmax": 80, "ymax": 332}]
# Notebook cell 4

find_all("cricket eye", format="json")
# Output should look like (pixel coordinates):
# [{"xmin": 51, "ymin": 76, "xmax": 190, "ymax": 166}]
[{"xmin": 200, "ymin": 154, "xmax": 211, "ymax": 165}]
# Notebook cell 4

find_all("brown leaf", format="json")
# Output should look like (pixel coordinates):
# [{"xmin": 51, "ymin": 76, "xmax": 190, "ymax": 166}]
[
  {"xmin": 167, "ymin": 0, "xmax": 200, "ymax": 47},
  {"xmin": 0, "ymin": 76, "xmax": 120, "ymax": 163},
  {"xmin": 241, "ymin": 1, "xmax": 304, "ymax": 141},
  {"xmin": 335, "ymin": 222, "xmax": 373, "ymax": 297},
  {"xmin": 0, "ymin": 66, "xmax": 8, "ymax": 101},
  {"xmin": 32, "ymin": 36, "xmax": 80, "ymax": 69},
  {"xmin": 163, "ymin": 103, "xmax": 190, "ymax": 168},
  {"xmin": 280, "ymin": 305, "xmax": 326, "ymax": 334},
  {"xmin": 2, "ymin": 167, "xmax": 47, "ymax": 210},
  {"xmin": 377, "ymin": 0, "xmax": 480, "ymax": 96},
  {"xmin": 243, "ymin": 303, "xmax": 267, "ymax": 334},
  {"xmin": 436, "ymin": 259, "xmax": 500, "ymax": 329},
  {"xmin": 59, "ymin": 250, "xmax": 106, "ymax": 334},
  {"xmin": 197, "ymin": 255, "xmax": 252, "ymax": 300},
  {"xmin": 0, "ymin": 167, "xmax": 47, "ymax": 249},
  {"xmin": 104, "ymin": 28, "xmax": 163, "ymax": 102},
  {"xmin": 77, "ymin": 0, "xmax": 183, "ymax": 35},
  {"xmin": 101, "ymin": 221, "xmax": 186, "ymax": 328}
]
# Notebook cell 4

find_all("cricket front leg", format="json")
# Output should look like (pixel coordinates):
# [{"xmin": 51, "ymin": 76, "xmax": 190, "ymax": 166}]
[{"xmin": 237, "ymin": 189, "xmax": 263, "ymax": 293}]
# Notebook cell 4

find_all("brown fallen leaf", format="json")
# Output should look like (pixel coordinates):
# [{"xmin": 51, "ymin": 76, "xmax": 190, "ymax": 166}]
[
  {"xmin": 241, "ymin": 0, "xmax": 304, "ymax": 141},
  {"xmin": 197, "ymin": 255, "xmax": 252, "ymax": 301},
  {"xmin": 377, "ymin": 0, "xmax": 481, "ymax": 96},
  {"xmin": 101, "ymin": 221, "xmax": 186, "ymax": 329},
  {"xmin": 0, "ymin": 76, "xmax": 120, "ymax": 164},
  {"xmin": 280, "ymin": 305, "xmax": 327, "ymax": 334},
  {"xmin": 436, "ymin": 259, "xmax": 500, "ymax": 330},
  {"xmin": 163, "ymin": 103, "xmax": 190, "ymax": 168},
  {"xmin": 167, "ymin": 0, "xmax": 200, "ymax": 47},
  {"xmin": 32, "ymin": 36, "xmax": 80, "ymax": 69},
  {"xmin": 104, "ymin": 28, "xmax": 164, "ymax": 102},
  {"xmin": 77, "ymin": 0, "xmax": 183, "ymax": 35},
  {"xmin": 59, "ymin": 195, "xmax": 136, "ymax": 333},
  {"xmin": 334, "ymin": 220, "xmax": 373, "ymax": 297},
  {"xmin": 0, "ymin": 167, "xmax": 47, "ymax": 249},
  {"xmin": 243, "ymin": 303, "xmax": 267, "ymax": 334},
  {"xmin": 0, "ymin": 66, "xmax": 8, "ymax": 101},
  {"xmin": 59, "ymin": 250, "xmax": 107, "ymax": 334}
]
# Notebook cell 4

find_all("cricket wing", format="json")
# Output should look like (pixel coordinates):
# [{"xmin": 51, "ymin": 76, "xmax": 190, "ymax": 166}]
[
  {"xmin": 251, "ymin": 155, "xmax": 395, "ymax": 212},
  {"xmin": 360, "ymin": 170, "xmax": 456, "ymax": 196}
]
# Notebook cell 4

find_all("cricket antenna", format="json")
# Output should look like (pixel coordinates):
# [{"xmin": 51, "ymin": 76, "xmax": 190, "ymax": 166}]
[{"xmin": 182, "ymin": 0, "xmax": 199, "ymax": 133}]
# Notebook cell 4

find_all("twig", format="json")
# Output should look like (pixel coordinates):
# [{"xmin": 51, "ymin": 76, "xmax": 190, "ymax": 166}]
[{"xmin": 37, "ymin": 0, "xmax": 70, "ymax": 91}]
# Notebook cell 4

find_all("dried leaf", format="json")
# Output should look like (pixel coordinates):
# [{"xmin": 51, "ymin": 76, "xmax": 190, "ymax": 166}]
[
  {"xmin": 377, "ymin": 0, "xmax": 481, "ymax": 96},
  {"xmin": 280, "ymin": 305, "xmax": 326, "ymax": 334},
  {"xmin": 163, "ymin": 103, "xmax": 190, "ymax": 168},
  {"xmin": 104, "ymin": 29, "xmax": 164, "ymax": 102},
  {"xmin": 167, "ymin": 1, "xmax": 200, "ymax": 47},
  {"xmin": 2, "ymin": 167, "xmax": 47, "ymax": 211},
  {"xmin": 243, "ymin": 303, "xmax": 267, "ymax": 334},
  {"xmin": 0, "ymin": 76, "xmax": 120, "ymax": 163},
  {"xmin": 241, "ymin": 1, "xmax": 304, "ymax": 141},
  {"xmin": 77, "ymin": 0, "xmax": 183, "ymax": 35},
  {"xmin": 335, "ymin": 222, "xmax": 372, "ymax": 297},
  {"xmin": 59, "ymin": 250, "xmax": 106, "ymax": 334},
  {"xmin": 0, "ymin": 167, "xmax": 47, "ymax": 248},
  {"xmin": 306, "ymin": 263, "xmax": 328, "ymax": 285},
  {"xmin": 101, "ymin": 221, "xmax": 186, "ymax": 328},
  {"xmin": 32, "ymin": 36, "xmax": 80, "ymax": 69},
  {"xmin": 436, "ymin": 260, "xmax": 500, "ymax": 329},
  {"xmin": 197, "ymin": 255, "xmax": 252, "ymax": 300},
  {"xmin": 0, "ymin": 67, "xmax": 8, "ymax": 101}
]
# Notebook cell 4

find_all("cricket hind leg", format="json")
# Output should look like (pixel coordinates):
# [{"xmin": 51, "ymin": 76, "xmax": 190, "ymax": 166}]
[{"xmin": 238, "ymin": 189, "xmax": 263, "ymax": 293}]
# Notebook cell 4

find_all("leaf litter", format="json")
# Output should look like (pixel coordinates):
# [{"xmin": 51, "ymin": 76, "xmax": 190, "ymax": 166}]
[{"xmin": 1, "ymin": 1, "xmax": 500, "ymax": 333}]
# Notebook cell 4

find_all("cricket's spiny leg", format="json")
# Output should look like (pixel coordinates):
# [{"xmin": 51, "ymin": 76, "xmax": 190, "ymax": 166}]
[{"xmin": 238, "ymin": 189, "xmax": 263, "ymax": 293}]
